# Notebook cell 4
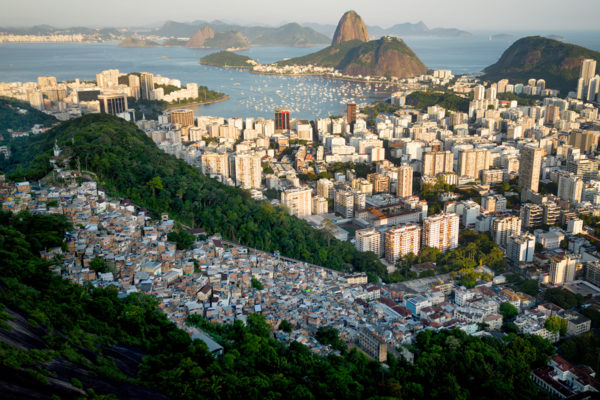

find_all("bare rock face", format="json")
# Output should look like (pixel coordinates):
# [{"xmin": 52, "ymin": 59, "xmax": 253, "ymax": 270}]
[
  {"xmin": 185, "ymin": 26, "xmax": 215, "ymax": 48},
  {"xmin": 331, "ymin": 10, "xmax": 369, "ymax": 46}
]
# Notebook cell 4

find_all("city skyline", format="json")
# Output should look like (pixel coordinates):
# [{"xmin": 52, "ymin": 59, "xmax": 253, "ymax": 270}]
[{"xmin": 1, "ymin": 0, "xmax": 600, "ymax": 31}]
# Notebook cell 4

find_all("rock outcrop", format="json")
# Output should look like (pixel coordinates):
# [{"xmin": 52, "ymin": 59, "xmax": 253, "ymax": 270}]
[
  {"xmin": 331, "ymin": 10, "xmax": 369, "ymax": 45},
  {"xmin": 185, "ymin": 26, "xmax": 215, "ymax": 48}
]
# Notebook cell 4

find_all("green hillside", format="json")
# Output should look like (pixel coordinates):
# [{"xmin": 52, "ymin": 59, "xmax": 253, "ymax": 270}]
[
  {"xmin": 483, "ymin": 36, "xmax": 600, "ymax": 93},
  {"xmin": 0, "ymin": 97, "xmax": 57, "ymax": 136},
  {"xmin": 277, "ymin": 39, "xmax": 367, "ymax": 68},
  {"xmin": 200, "ymin": 51, "xmax": 256, "ymax": 68},
  {"xmin": 277, "ymin": 37, "xmax": 427, "ymax": 78}
]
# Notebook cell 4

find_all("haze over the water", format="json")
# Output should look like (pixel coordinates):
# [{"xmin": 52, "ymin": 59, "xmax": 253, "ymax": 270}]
[{"xmin": 1, "ymin": 0, "xmax": 598, "ymax": 31}]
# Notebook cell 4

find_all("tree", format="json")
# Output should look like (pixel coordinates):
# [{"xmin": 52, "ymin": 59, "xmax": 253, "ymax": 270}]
[
  {"xmin": 251, "ymin": 277, "xmax": 264, "ymax": 290},
  {"xmin": 167, "ymin": 228, "xmax": 195, "ymax": 250},
  {"xmin": 89, "ymin": 257, "xmax": 108, "ymax": 273},
  {"xmin": 499, "ymin": 302, "xmax": 519, "ymax": 319},
  {"xmin": 544, "ymin": 288, "xmax": 583, "ymax": 309},
  {"xmin": 545, "ymin": 316, "xmax": 567, "ymax": 336},
  {"xmin": 315, "ymin": 326, "xmax": 345, "ymax": 352},
  {"xmin": 147, "ymin": 175, "xmax": 163, "ymax": 197},
  {"xmin": 279, "ymin": 320, "xmax": 292, "ymax": 333},
  {"xmin": 516, "ymin": 280, "xmax": 539, "ymax": 296}
]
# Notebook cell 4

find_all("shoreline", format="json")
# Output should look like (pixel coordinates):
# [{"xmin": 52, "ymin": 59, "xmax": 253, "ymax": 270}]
[{"xmin": 164, "ymin": 94, "xmax": 229, "ymax": 110}]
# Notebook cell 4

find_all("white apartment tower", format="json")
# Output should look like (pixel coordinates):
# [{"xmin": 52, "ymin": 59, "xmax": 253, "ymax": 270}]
[
  {"xmin": 422, "ymin": 213, "xmax": 460, "ymax": 252},
  {"xmin": 230, "ymin": 152, "xmax": 262, "ymax": 189},
  {"xmin": 385, "ymin": 224, "xmax": 421, "ymax": 263},
  {"xmin": 492, "ymin": 216, "xmax": 522, "ymax": 248},
  {"xmin": 281, "ymin": 187, "xmax": 312, "ymax": 217},
  {"xmin": 201, "ymin": 152, "xmax": 229, "ymax": 180},
  {"xmin": 356, "ymin": 228, "xmax": 383, "ymax": 257}
]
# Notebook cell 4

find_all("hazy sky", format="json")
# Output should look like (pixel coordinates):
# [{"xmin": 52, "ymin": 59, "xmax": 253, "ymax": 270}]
[{"xmin": 1, "ymin": 0, "xmax": 598, "ymax": 31}]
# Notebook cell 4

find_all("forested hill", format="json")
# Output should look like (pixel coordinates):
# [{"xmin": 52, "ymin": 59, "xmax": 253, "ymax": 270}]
[
  {"xmin": 0, "ymin": 97, "xmax": 58, "ymax": 135},
  {"xmin": 0, "ymin": 211, "xmax": 554, "ymax": 399},
  {"xmin": 483, "ymin": 36, "xmax": 600, "ymax": 93},
  {"xmin": 3, "ymin": 113, "xmax": 387, "ymax": 281}
]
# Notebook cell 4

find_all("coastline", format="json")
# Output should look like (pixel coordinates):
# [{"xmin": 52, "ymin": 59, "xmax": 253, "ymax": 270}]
[{"xmin": 164, "ymin": 94, "xmax": 229, "ymax": 110}]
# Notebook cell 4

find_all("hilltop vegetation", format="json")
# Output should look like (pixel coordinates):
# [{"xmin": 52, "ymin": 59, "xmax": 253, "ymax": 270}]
[
  {"xmin": 483, "ymin": 36, "xmax": 600, "ymax": 93},
  {"xmin": 0, "ymin": 97, "xmax": 57, "ymax": 136},
  {"xmin": 200, "ymin": 51, "xmax": 256, "ymax": 68}
]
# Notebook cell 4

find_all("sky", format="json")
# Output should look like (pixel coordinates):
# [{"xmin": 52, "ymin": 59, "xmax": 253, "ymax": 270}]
[{"xmin": 1, "ymin": 0, "xmax": 598, "ymax": 31}]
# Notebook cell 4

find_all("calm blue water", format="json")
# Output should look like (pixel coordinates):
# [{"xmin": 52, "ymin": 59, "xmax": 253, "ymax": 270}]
[{"xmin": 0, "ymin": 30, "xmax": 598, "ymax": 119}]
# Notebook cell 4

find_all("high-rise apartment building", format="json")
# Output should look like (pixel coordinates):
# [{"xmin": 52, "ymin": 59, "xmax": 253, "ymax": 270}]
[
  {"xmin": 422, "ymin": 213, "xmax": 459, "ymax": 252},
  {"xmin": 492, "ymin": 216, "xmax": 521, "ymax": 248},
  {"xmin": 542, "ymin": 202, "xmax": 560, "ymax": 226},
  {"xmin": 281, "ymin": 187, "xmax": 312, "ymax": 217},
  {"xmin": 580, "ymin": 59, "xmax": 597, "ymax": 86},
  {"xmin": 274, "ymin": 107, "xmax": 290, "ymax": 132},
  {"xmin": 396, "ymin": 164, "xmax": 413, "ymax": 198},
  {"xmin": 519, "ymin": 145, "xmax": 542, "ymax": 194},
  {"xmin": 422, "ymin": 151, "xmax": 453, "ymax": 177},
  {"xmin": 347, "ymin": 102, "xmax": 357, "ymax": 130},
  {"xmin": 230, "ymin": 152, "xmax": 262, "ymax": 189},
  {"xmin": 385, "ymin": 224, "xmax": 421, "ymax": 263},
  {"xmin": 473, "ymin": 85, "xmax": 485, "ymax": 101},
  {"xmin": 317, "ymin": 178, "xmax": 334, "ymax": 199},
  {"xmin": 334, "ymin": 189, "xmax": 355, "ymax": 218},
  {"xmin": 168, "ymin": 109, "xmax": 195, "ymax": 127},
  {"xmin": 98, "ymin": 93, "xmax": 128, "ymax": 116},
  {"xmin": 520, "ymin": 203, "xmax": 543, "ymax": 228},
  {"xmin": 140, "ymin": 72, "xmax": 154, "ymax": 100},
  {"xmin": 367, "ymin": 173, "xmax": 390, "ymax": 194},
  {"xmin": 457, "ymin": 149, "xmax": 491, "ymax": 180},
  {"xmin": 566, "ymin": 158, "xmax": 599, "ymax": 181},
  {"xmin": 585, "ymin": 262, "xmax": 600, "ymax": 287},
  {"xmin": 577, "ymin": 59, "xmax": 597, "ymax": 100},
  {"xmin": 356, "ymin": 228, "xmax": 383, "ymax": 257},
  {"xmin": 550, "ymin": 254, "xmax": 578, "ymax": 285},
  {"xmin": 312, "ymin": 196, "xmax": 328, "ymax": 215},
  {"xmin": 96, "ymin": 69, "xmax": 119, "ymax": 89},
  {"xmin": 506, "ymin": 233, "xmax": 535, "ymax": 263},
  {"xmin": 128, "ymin": 74, "xmax": 141, "ymax": 99},
  {"xmin": 567, "ymin": 130, "xmax": 600, "ymax": 154},
  {"xmin": 201, "ymin": 152, "xmax": 229, "ymax": 179}
]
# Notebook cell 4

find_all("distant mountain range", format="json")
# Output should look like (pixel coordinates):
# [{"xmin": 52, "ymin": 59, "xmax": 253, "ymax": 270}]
[
  {"xmin": 151, "ymin": 20, "xmax": 330, "ymax": 47},
  {"xmin": 304, "ymin": 21, "xmax": 472, "ymax": 38}
]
